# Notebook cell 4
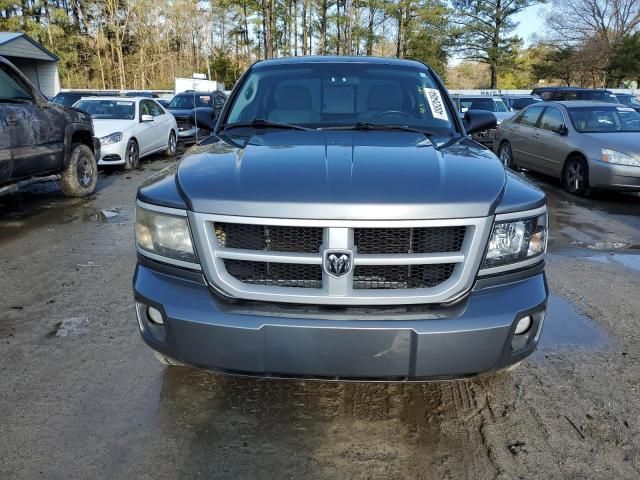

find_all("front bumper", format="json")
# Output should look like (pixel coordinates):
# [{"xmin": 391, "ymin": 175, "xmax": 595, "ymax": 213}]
[
  {"xmin": 97, "ymin": 140, "xmax": 126, "ymax": 166},
  {"xmin": 133, "ymin": 262, "xmax": 548, "ymax": 380},
  {"xmin": 589, "ymin": 159, "xmax": 640, "ymax": 191}
]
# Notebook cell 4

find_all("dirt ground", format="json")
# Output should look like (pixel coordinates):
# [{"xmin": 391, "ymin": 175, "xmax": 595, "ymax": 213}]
[{"xmin": 1, "ymin": 154, "xmax": 640, "ymax": 480}]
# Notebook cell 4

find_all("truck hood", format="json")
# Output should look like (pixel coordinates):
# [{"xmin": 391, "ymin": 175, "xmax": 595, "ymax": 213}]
[{"xmin": 176, "ymin": 131, "xmax": 507, "ymax": 220}]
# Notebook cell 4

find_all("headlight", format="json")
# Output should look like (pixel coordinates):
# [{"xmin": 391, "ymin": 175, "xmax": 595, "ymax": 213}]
[
  {"xmin": 136, "ymin": 206, "xmax": 196, "ymax": 264},
  {"xmin": 99, "ymin": 132, "xmax": 123, "ymax": 145},
  {"xmin": 601, "ymin": 149, "xmax": 640, "ymax": 167},
  {"xmin": 481, "ymin": 211, "xmax": 547, "ymax": 272}
]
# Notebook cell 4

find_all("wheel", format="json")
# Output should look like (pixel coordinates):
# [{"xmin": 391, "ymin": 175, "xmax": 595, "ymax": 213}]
[
  {"xmin": 498, "ymin": 141, "xmax": 514, "ymax": 168},
  {"xmin": 153, "ymin": 351, "xmax": 186, "ymax": 367},
  {"xmin": 562, "ymin": 156, "xmax": 591, "ymax": 196},
  {"xmin": 164, "ymin": 130, "xmax": 177, "ymax": 157},
  {"xmin": 123, "ymin": 138, "xmax": 140, "ymax": 171},
  {"xmin": 59, "ymin": 143, "xmax": 98, "ymax": 197}
]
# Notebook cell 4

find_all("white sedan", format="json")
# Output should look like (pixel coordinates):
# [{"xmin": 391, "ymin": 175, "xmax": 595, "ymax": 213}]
[{"xmin": 74, "ymin": 97, "xmax": 178, "ymax": 170}]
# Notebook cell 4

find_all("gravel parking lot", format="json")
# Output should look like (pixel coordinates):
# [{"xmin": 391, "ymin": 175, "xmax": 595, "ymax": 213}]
[{"xmin": 1, "ymin": 153, "xmax": 640, "ymax": 479}]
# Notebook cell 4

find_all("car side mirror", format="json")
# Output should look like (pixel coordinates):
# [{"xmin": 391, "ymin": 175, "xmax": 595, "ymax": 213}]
[
  {"xmin": 141, "ymin": 114, "xmax": 154, "ymax": 122},
  {"xmin": 553, "ymin": 124, "xmax": 568, "ymax": 136},
  {"xmin": 188, "ymin": 107, "xmax": 217, "ymax": 131},
  {"xmin": 463, "ymin": 110, "xmax": 497, "ymax": 135}
]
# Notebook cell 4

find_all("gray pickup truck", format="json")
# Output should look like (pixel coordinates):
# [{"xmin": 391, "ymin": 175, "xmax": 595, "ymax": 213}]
[
  {"xmin": 0, "ymin": 56, "xmax": 99, "ymax": 197},
  {"xmin": 133, "ymin": 56, "xmax": 548, "ymax": 380}
]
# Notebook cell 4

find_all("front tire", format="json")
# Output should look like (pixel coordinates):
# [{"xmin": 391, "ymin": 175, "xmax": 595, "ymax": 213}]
[
  {"xmin": 563, "ymin": 156, "xmax": 591, "ymax": 196},
  {"xmin": 498, "ymin": 141, "xmax": 514, "ymax": 169},
  {"xmin": 123, "ymin": 139, "xmax": 140, "ymax": 171},
  {"xmin": 59, "ymin": 143, "xmax": 97, "ymax": 197},
  {"xmin": 164, "ymin": 130, "xmax": 177, "ymax": 157}
]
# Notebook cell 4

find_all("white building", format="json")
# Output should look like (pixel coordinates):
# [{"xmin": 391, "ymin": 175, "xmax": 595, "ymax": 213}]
[{"xmin": 0, "ymin": 32, "xmax": 60, "ymax": 98}]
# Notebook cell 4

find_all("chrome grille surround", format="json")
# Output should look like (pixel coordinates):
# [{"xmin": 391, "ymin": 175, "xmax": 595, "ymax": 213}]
[{"xmin": 189, "ymin": 213, "xmax": 494, "ymax": 306}]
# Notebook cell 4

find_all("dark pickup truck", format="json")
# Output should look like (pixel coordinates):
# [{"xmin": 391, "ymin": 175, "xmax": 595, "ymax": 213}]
[{"xmin": 0, "ymin": 55, "xmax": 99, "ymax": 197}]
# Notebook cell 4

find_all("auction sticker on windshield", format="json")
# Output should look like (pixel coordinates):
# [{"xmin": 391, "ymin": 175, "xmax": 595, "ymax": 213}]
[{"xmin": 424, "ymin": 88, "xmax": 448, "ymax": 121}]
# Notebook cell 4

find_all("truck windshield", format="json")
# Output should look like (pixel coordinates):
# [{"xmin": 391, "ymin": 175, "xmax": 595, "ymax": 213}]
[
  {"xmin": 168, "ymin": 94, "xmax": 213, "ymax": 109},
  {"xmin": 74, "ymin": 100, "xmax": 136, "ymax": 120},
  {"xmin": 224, "ymin": 63, "xmax": 458, "ymax": 136}
]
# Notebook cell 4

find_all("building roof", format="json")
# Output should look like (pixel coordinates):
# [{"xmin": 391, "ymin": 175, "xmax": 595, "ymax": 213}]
[{"xmin": 0, "ymin": 32, "xmax": 59, "ymax": 61}]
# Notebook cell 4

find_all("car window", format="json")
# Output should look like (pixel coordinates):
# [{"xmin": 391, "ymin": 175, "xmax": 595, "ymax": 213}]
[
  {"xmin": 539, "ymin": 107, "xmax": 565, "ymax": 132},
  {"xmin": 74, "ymin": 99, "xmax": 136, "ymax": 120},
  {"xmin": 140, "ymin": 100, "xmax": 151, "ymax": 116},
  {"xmin": 148, "ymin": 100, "xmax": 164, "ymax": 116},
  {"xmin": 0, "ymin": 65, "xmax": 33, "ymax": 102},
  {"xmin": 511, "ymin": 98, "xmax": 541, "ymax": 110},
  {"xmin": 214, "ymin": 95, "xmax": 226, "ymax": 108},
  {"xmin": 224, "ymin": 62, "xmax": 458, "ymax": 137},
  {"xmin": 493, "ymin": 99, "xmax": 509, "ymax": 112},
  {"xmin": 567, "ymin": 106, "xmax": 640, "ymax": 133},
  {"xmin": 516, "ymin": 106, "xmax": 545, "ymax": 127}
]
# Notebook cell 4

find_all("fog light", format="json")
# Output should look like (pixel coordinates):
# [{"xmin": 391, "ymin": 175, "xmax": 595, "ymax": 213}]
[
  {"xmin": 147, "ymin": 306, "xmax": 164, "ymax": 325},
  {"xmin": 515, "ymin": 315, "xmax": 532, "ymax": 335}
]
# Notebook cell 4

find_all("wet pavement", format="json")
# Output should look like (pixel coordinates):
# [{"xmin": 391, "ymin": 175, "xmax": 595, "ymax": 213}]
[{"xmin": 1, "ymin": 161, "xmax": 640, "ymax": 479}]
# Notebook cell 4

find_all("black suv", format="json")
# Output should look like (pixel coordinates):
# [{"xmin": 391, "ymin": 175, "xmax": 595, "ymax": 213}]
[
  {"xmin": 0, "ymin": 56, "xmax": 100, "ymax": 197},
  {"xmin": 531, "ymin": 87, "xmax": 619, "ymax": 103}
]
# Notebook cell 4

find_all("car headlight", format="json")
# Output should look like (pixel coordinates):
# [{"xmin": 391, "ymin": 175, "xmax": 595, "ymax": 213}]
[
  {"xmin": 135, "ymin": 205, "xmax": 197, "ymax": 264},
  {"xmin": 480, "ymin": 211, "xmax": 547, "ymax": 273},
  {"xmin": 601, "ymin": 149, "xmax": 640, "ymax": 167},
  {"xmin": 99, "ymin": 132, "xmax": 123, "ymax": 145}
]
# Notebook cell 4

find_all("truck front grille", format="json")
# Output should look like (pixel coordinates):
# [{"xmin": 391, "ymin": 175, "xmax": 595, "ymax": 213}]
[
  {"xmin": 215, "ymin": 223, "xmax": 323, "ymax": 253},
  {"xmin": 190, "ymin": 214, "xmax": 492, "ymax": 306},
  {"xmin": 353, "ymin": 264, "xmax": 456, "ymax": 289},
  {"xmin": 223, "ymin": 260, "xmax": 322, "ymax": 288},
  {"xmin": 354, "ymin": 227, "xmax": 466, "ymax": 254}
]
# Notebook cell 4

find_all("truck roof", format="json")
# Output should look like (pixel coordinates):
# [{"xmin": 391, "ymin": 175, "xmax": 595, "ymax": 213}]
[{"xmin": 253, "ymin": 55, "xmax": 427, "ymax": 69}]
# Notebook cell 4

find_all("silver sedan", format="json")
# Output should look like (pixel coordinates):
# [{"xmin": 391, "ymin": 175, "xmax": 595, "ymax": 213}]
[{"xmin": 494, "ymin": 101, "xmax": 640, "ymax": 195}]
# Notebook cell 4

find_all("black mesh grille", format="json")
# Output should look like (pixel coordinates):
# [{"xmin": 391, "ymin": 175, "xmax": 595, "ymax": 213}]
[
  {"xmin": 353, "ymin": 264, "xmax": 456, "ymax": 289},
  {"xmin": 354, "ymin": 227, "xmax": 466, "ymax": 254},
  {"xmin": 224, "ymin": 260, "xmax": 322, "ymax": 288},
  {"xmin": 215, "ymin": 223, "xmax": 323, "ymax": 253}
]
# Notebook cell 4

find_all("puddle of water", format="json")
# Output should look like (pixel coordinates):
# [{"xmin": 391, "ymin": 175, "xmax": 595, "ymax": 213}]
[
  {"xmin": 82, "ymin": 207, "xmax": 128, "ymax": 224},
  {"xmin": 537, "ymin": 295, "xmax": 608, "ymax": 351},
  {"xmin": 585, "ymin": 253, "xmax": 640, "ymax": 272}
]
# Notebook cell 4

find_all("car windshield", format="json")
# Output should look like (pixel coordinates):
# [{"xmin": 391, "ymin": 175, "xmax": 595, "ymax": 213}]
[
  {"xmin": 618, "ymin": 95, "xmax": 640, "ymax": 107},
  {"xmin": 511, "ymin": 97, "xmax": 541, "ymax": 110},
  {"xmin": 51, "ymin": 94, "xmax": 79, "ymax": 106},
  {"xmin": 568, "ymin": 106, "xmax": 640, "ymax": 133},
  {"xmin": 74, "ymin": 99, "xmax": 136, "ymax": 120},
  {"xmin": 564, "ymin": 90, "xmax": 619, "ymax": 103},
  {"xmin": 168, "ymin": 94, "xmax": 214, "ymax": 109},
  {"xmin": 459, "ymin": 97, "xmax": 509, "ymax": 113},
  {"xmin": 223, "ymin": 62, "xmax": 458, "ymax": 136}
]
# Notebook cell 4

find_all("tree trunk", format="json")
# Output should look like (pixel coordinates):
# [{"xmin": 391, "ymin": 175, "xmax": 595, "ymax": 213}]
[
  {"xmin": 302, "ymin": 0, "xmax": 308, "ymax": 55},
  {"xmin": 319, "ymin": 0, "xmax": 327, "ymax": 55}
]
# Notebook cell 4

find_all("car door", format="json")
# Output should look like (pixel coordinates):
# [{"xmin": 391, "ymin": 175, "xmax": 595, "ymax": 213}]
[
  {"xmin": 534, "ymin": 106, "xmax": 570, "ymax": 176},
  {"xmin": 503, "ymin": 105, "xmax": 545, "ymax": 168},
  {"xmin": 0, "ymin": 61, "xmax": 64, "ymax": 180},
  {"xmin": 0, "ymin": 105, "xmax": 10, "ymax": 183},
  {"xmin": 136, "ymin": 100, "xmax": 157, "ymax": 155},
  {"xmin": 148, "ymin": 100, "xmax": 170, "ymax": 150}
]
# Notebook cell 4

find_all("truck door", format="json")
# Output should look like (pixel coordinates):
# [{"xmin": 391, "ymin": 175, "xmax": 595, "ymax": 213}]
[{"xmin": 0, "ymin": 61, "xmax": 64, "ymax": 180}]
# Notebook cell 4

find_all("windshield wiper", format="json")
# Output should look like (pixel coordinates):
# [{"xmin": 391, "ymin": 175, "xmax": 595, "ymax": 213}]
[
  {"xmin": 1, "ymin": 98, "xmax": 33, "ymax": 104},
  {"xmin": 220, "ymin": 119, "xmax": 310, "ymax": 132},
  {"xmin": 319, "ymin": 122, "xmax": 434, "ymax": 136}
]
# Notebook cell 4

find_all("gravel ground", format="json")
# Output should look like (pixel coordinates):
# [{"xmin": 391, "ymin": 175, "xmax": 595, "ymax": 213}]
[{"xmin": 1, "ymin": 156, "xmax": 639, "ymax": 480}]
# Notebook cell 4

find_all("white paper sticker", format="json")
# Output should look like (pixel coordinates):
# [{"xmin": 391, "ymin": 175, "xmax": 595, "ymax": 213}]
[
  {"xmin": 117, "ymin": 101, "xmax": 132, "ymax": 106},
  {"xmin": 424, "ymin": 88, "xmax": 448, "ymax": 121}
]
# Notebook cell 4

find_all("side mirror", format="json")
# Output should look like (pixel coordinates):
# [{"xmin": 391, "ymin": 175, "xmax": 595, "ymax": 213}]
[
  {"xmin": 463, "ymin": 110, "xmax": 497, "ymax": 135},
  {"xmin": 141, "ymin": 114, "xmax": 154, "ymax": 122},
  {"xmin": 553, "ymin": 124, "xmax": 568, "ymax": 136},
  {"xmin": 188, "ymin": 107, "xmax": 217, "ymax": 131}
]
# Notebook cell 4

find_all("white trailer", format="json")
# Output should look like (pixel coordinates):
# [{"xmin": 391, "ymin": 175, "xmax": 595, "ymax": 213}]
[{"xmin": 174, "ymin": 77, "xmax": 224, "ymax": 94}]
